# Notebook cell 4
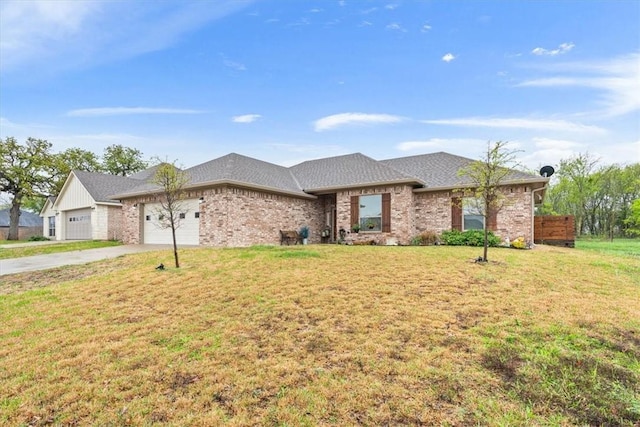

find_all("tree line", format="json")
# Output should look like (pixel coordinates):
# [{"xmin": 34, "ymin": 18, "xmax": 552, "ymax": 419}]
[
  {"xmin": 538, "ymin": 153, "xmax": 640, "ymax": 238},
  {"xmin": 1, "ymin": 137, "xmax": 148, "ymax": 240}
]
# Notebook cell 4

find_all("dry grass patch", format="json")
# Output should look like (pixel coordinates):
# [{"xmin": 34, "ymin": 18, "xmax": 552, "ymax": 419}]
[{"xmin": 1, "ymin": 245, "xmax": 638, "ymax": 426}]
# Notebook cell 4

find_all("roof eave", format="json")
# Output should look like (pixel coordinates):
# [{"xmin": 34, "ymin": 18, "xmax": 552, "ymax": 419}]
[
  {"xmin": 111, "ymin": 179, "xmax": 316, "ymax": 200},
  {"xmin": 303, "ymin": 178, "xmax": 424, "ymax": 194},
  {"xmin": 413, "ymin": 177, "xmax": 549, "ymax": 193}
]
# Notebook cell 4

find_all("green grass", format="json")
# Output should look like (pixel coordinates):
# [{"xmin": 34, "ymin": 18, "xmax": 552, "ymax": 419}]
[
  {"xmin": 0, "ymin": 240, "xmax": 122, "ymax": 259},
  {"xmin": 576, "ymin": 238, "xmax": 640, "ymax": 258},
  {"xmin": 0, "ymin": 244, "xmax": 638, "ymax": 426}
]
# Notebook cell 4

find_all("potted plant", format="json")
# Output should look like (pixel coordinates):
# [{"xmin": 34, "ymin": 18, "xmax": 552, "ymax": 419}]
[
  {"xmin": 365, "ymin": 220, "xmax": 376, "ymax": 230},
  {"xmin": 299, "ymin": 225, "xmax": 310, "ymax": 244},
  {"xmin": 351, "ymin": 223, "xmax": 360, "ymax": 233}
]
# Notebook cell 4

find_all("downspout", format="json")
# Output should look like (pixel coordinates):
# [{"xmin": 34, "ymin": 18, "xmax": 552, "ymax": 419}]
[{"xmin": 531, "ymin": 185, "xmax": 547, "ymax": 246}]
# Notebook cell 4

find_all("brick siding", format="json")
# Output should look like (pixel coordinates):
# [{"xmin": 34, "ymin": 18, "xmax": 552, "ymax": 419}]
[{"xmin": 120, "ymin": 183, "xmax": 535, "ymax": 247}]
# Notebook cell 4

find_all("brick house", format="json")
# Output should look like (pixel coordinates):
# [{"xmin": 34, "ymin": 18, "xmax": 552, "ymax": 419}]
[{"xmin": 106, "ymin": 152, "xmax": 548, "ymax": 247}]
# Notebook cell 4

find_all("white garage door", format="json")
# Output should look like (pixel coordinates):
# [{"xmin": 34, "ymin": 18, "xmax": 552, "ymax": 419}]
[
  {"xmin": 143, "ymin": 199, "xmax": 200, "ymax": 245},
  {"xmin": 66, "ymin": 208, "xmax": 92, "ymax": 240}
]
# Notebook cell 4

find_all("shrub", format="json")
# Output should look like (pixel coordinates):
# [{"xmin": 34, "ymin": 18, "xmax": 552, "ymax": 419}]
[
  {"xmin": 510, "ymin": 236, "xmax": 527, "ymax": 249},
  {"xmin": 410, "ymin": 230, "xmax": 439, "ymax": 246},
  {"xmin": 440, "ymin": 229, "xmax": 500, "ymax": 247},
  {"xmin": 28, "ymin": 235, "xmax": 50, "ymax": 241}
]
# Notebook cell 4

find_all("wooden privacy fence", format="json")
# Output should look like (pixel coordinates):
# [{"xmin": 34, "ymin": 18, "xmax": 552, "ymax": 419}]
[{"xmin": 534, "ymin": 215, "xmax": 575, "ymax": 248}]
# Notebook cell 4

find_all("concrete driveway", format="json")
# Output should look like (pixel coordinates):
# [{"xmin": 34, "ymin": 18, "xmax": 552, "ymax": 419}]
[{"xmin": 0, "ymin": 244, "xmax": 177, "ymax": 276}]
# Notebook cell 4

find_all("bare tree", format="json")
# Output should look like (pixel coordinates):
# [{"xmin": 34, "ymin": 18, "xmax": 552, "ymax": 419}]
[
  {"xmin": 458, "ymin": 141, "xmax": 521, "ymax": 262},
  {"xmin": 151, "ymin": 161, "xmax": 190, "ymax": 268}
]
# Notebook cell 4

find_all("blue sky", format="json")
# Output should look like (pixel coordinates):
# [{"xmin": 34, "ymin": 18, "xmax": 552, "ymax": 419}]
[{"xmin": 1, "ymin": 0, "xmax": 638, "ymax": 172}]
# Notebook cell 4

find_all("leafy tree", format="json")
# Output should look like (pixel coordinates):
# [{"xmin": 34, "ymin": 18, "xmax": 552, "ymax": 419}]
[
  {"xmin": 458, "ymin": 141, "xmax": 520, "ymax": 262},
  {"xmin": 102, "ymin": 144, "xmax": 148, "ymax": 176},
  {"xmin": 554, "ymin": 153, "xmax": 600, "ymax": 235},
  {"xmin": 624, "ymin": 199, "xmax": 640, "ymax": 237},
  {"xmin": 0, "ymin": 137, "xmax": 55, "ymax": 240},
  {"xmin": 150, "ymin": 161, "xmax": 190, "ymax": 268},
  {"xmin": 541, "ymin": 158, "xmax": 639, "ymax": 237}
]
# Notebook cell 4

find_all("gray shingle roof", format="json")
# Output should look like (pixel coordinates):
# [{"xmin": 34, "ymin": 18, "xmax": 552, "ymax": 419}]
[
  {"xmin": 73, "ymin": 171, "xmax": 146, "ymax": 203},
  {"xmin": 185, "ymin": 153, "xmax": 304, "ymax": 193},
  {"xmin": 290, "ymin": 153, "xmax": 422, "ymax": 191},
  {"xmin": 0, "ymin": 209, "xmax": 41, "ymax": 227},
  {"xmin": 381, "ymin": 152, "xmax": 544, "ymax": 189},
  {"xmin": 128, "ymin": 164, "xmax": 170, "ymax": 181},
  {"xmin": 107, "ymin": 151, "xmax": 546, "ymax": 199}
]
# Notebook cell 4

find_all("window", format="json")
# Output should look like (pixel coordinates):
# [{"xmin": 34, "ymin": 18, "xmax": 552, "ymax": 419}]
[
  {"xmin": 463, "ymin": 198, "xmax": 484, "ymax": 230},
  {"xmin": 359, "ymin": 194, "xmax": 382, "ymax": 231},
  {"xmin": 194, "ymin": 212, "xmax": 200, "ymax": 218},
  {"xmin": 351, "ymin": 193, "xmax": 391, "ymax": 232},
  {"xmin": 179, "ymin": 212, "xmax": 186, "ymax": 219},
  {"xmin": 146, "ymin": 215, "xmax": 151, "ymax": 221},
  {"xmin": 48, "ymin": 216, "xmax": 55, "ymax": 237}
]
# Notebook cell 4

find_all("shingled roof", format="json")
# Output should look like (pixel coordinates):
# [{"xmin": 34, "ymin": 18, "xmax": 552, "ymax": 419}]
[
  {"xmin": 186, "ymin": 153, "xmax": 304, "ymax": 194},
  {"xmin": 380, "ymin": 152, "xmax": 544, "ymax": 190},
  {"xmin": 0, "ymin": 209, "xmax": 41, "ymax": 227},
  {"xmin": 73, "ymin": 171, "xmax": 145, "ymax": 203},
  {"xmin": 108, "ymin": 151, "xmax": 545, "ymax": 200},
  {"xmin": 290, "ymin": 153, "xmax": 423, "ymax": 192}
]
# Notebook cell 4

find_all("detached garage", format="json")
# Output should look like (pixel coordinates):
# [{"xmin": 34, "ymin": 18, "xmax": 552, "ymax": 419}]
[
  {"xmin": 44, "ymin": 170, "xmax": 146, "ymax": 242},
  {"xmin": 142, "ymin": 199, "xmax": 200, "ymax": 245}
]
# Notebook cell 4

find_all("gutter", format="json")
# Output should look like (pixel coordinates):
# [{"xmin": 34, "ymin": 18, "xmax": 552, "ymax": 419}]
[
  {"xmin": 304, "ymin": 178, "xmax": 424, "ymax": 194},
  {"xmin": 110, "ymin": 179, "xmax": 317, "ymax": 200},
  {"xmin": 531, "ymin": 184, "xmax": 548, "ymax": 244}
]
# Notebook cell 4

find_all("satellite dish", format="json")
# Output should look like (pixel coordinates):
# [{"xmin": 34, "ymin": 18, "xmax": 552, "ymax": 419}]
[{"xmin": 540, "ymin": 165, "xmax": 555, "ymax": 178}]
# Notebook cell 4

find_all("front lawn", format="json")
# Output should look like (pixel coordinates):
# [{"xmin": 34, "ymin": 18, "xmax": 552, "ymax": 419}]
[
  {"xmin": 0, "ymin": 240, "xmax": 122, "ymax": 260},
  {"xmin": 1, "ymin": 244, "xmax": 638, "ymax": 425}
]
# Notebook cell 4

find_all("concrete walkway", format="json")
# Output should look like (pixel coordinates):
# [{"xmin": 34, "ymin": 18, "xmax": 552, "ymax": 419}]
[{"xmin": 0, "ymin": 244, "xmax": 177, "ymax": 276}]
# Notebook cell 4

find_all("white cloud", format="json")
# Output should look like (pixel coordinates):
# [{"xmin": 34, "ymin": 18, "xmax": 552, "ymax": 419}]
[
  {"xmin": 518, "ymin": 53, "xmax": 640, "ymax": 117},
  {"xmin": 232, "ymin": 114, "xmax": 261, "ymax": 123},
  {"xmin": 442, "ymin": 53, "xmax": 456, "ymax": 62},
  {"xmin": 422, "ymin": 117, "xmax": 606, "ymax": 134},
  {"xmin": 67, "ymin": 107, "xmax": 203, "ymax": 117},
  {"xmin": 519, "ymin": 137, "xmax": 587, "ymax": 168},
  {"xmin": 397, "ymin": 138, "xmax": 483, "ymax": 151},
  {"xmin": 531, "ymin": 137, "xmax": 583, "ymax": 150},
  {"xmin": 421, "ymin": 23, "xmax": 432, "ymax": 32},
  {"xmin": 0, "ymin": 0, "xmax": 255, "ymax": 74},
  {"xmin": 268, "ymin": 143, "xmax": 344, "ymax": 153},
  {"xmin": 314, "ymin": 112, "xmax": 405, "ymax": 131},
  {"xmin": 222, "ymin": 58, "xmax": 246, "ymax": 71},
  {"xmin": 531, "ymin": 42, "xmax": 575, "ymax": 56},
  {"xmin": 359, "ymin": 20, "xmax": 373, "ymax": 27},
  {"xmin": 386, "ymin": 22, "xmax": 406, "ymax": 32},
  {"xmin": 385, "ymin": 4, "xmax": 399, "ymax": 10}
]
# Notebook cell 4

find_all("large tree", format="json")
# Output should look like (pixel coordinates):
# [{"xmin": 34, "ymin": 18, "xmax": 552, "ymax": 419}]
[
  {"xmin": 19, "ymin": 147, "xmax": 104, "ymax": 213},
  {"xmin": 540, "ymin": 157, "xmax": 639, "ymax": 237},
  {"xmin": 0, "ymin": 137, "xmax": 56, "ymax": 240},
  {"xmin": 458, "ymin": 141, "xmax": 520, "ymax": 262},
  {"xmin": 150, "ymin": 161, "xmax": 190, "ymax": 268},
  {"xmin": 102, "ymin": 144, "xmax": 148, "ymax": 176}
]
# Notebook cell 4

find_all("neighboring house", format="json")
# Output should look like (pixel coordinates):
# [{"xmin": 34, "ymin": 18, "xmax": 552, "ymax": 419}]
[
  {"xmin": 40, "ymin": 171, "xmax": 146, "ymax": 241},
  {"xmin": 102, "ymin": 151, "xmax": 549, "ymax": 247},
  {"xmin": 0, "ymin": 208, "xmax": 42, "ymax": 240}
]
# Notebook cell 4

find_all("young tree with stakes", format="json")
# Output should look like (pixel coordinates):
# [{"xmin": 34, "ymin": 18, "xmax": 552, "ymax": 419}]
[
  {"xmin": 458, "ymin": 141, "xmax": 521, "ymax": 262},
  {"xmin": 151, "ymin": 161, "xmax": 190, "ymax": 268}
]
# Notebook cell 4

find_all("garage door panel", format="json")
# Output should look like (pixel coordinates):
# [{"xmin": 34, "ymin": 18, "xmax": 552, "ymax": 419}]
[
  {"xmin": 143, "ymin": 200, "xmax": 200, "ymax": 245},
  {"xmin": 66, "ymin": 208, "xmax": 92, "ymax": 240}
]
